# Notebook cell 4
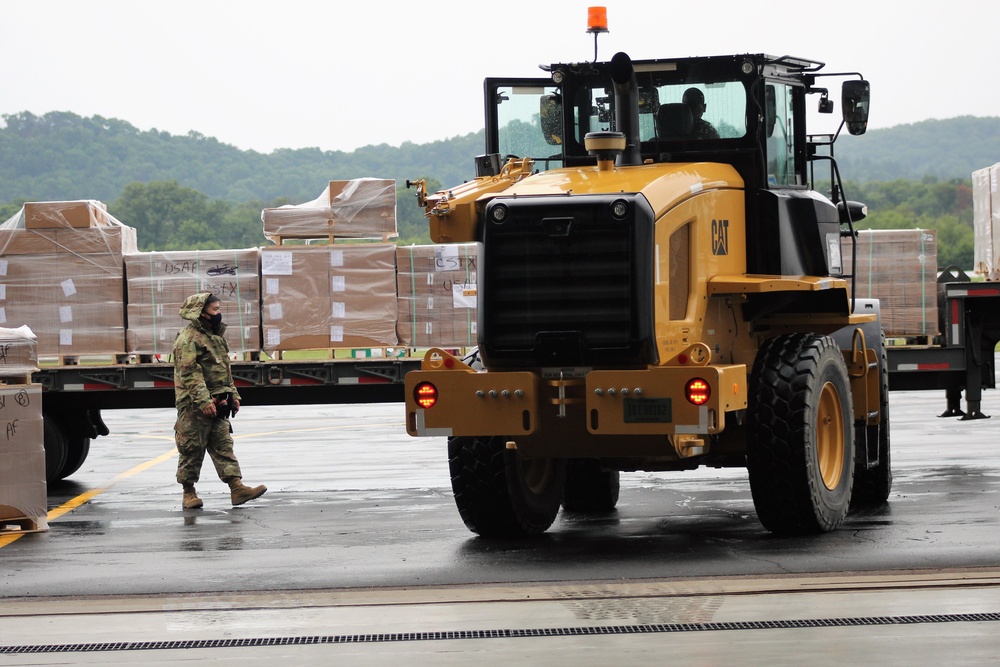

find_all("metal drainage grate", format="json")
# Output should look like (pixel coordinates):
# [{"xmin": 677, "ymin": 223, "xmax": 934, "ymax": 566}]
[{"xmin": 3, "ymin": 612, "xmax": 1000, "ymax": 655}]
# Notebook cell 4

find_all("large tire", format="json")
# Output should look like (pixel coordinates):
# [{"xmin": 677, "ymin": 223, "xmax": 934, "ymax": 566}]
[
  {"xmin": 747, "ymin": 334, "xmax": 855, "ymax": 534},
  {"xmin": 448, "ymin": 436, "xmax": 566, "ymax": 538},
  {"xmin": 562, "ymin": 459, "xmax": 620, "ymax": 512},
  {"xmin": 851, "ymin": 332, "xmax": 892, "ymax": 507},
  {"xmin": 60, "ymin": 436, "xmax": 92, "ymax": 480},
  {"xmin": 43, "ymin": 414, "xmax": 68, "ymax": 485}
]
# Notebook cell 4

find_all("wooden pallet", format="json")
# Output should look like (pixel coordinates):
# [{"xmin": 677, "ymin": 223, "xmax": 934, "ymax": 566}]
[
  {"xmin": 39, "ymin": 354, "xmax": 130, "ymax": 366},
  {"xmin": 0, "ymin": 373, "xmax": 33, "ymax": 385},
  {"xmin": 268, "ymin": 232, "xmax": 397, "ymax": 246},
  {"xmin": 886, "ymin": 335, "xmax": 937, "ymax": 348},
  {"xmin": 262, "ymin": 347, "xmax": 407, "ymax": 361},
  {"xmin": 129, "ymin": 351, "xmax": 261, "ymax": 364},
  {"xmin": 0, "ymin": 515, "xmax": 46, "ymax": 535}
]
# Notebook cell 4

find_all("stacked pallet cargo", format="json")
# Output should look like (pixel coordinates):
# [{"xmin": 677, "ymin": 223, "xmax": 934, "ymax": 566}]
[
  {"xmin": 0, "ymin": 326, "xmax": 46, "ymax": 534},
  {"xmin": 124, "ymin": 248, "xmax": 261, "ymax": 357},
  {"xmin": 0, "ymin": 201, "xmax": 137, "ymax": 360},
  {"xmin": 396, "ymin": 244, "xmax": 478, "ymax": 348},
  {"xmin": 842, "ymin": 229, "xmax": 939, "ymax": 340},
  {"xmin": 259, "ymin": 179, "xmax": 399, "ymax": 355},
  {"xmin": 972, "ymin": 162, "xmax": 1000, "ymax": 281}
]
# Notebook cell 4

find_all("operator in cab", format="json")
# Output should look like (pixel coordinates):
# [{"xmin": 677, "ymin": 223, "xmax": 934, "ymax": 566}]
[{"xmin": 682, "ymin": 87, "xmax": 720, "ymax": 139}]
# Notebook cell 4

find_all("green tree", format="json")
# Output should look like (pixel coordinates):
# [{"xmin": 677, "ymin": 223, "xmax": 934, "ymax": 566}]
[
  {"xmin": 111, "ymin": 181, "xmax": 224, "ymax": 250},
  {"xmin": 846, "ymin": 178, "xmax": 976, "ymax": 271}
]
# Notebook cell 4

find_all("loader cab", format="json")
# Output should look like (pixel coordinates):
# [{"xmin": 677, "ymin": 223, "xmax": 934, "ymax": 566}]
[
  {"xmin": 485, "ymin": 54, "xmax": 829, "ymax": 192},
  {"xmin": 484, "ymin": 53, "xmax": 870, "ymax": 276}
]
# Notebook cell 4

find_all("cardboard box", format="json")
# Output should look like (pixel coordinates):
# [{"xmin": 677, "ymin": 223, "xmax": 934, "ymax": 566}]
[
  {"xmin": 0, "ymin": 326, "xmax": 39, "ymax": 378},
  {"xmin": 261, "ymin": 244, "xmax": 398, "ymax": 352},
  {"xmin": 973, "ymin": 163, "xmax": 1000, "ymax": 280},
  {"xmin": 1, "ymin": 302, "xmax": 126, "ymax": 356},
  {"xmin": 0, "ymin": 251, "xmax": 127, "ymax": 356},
  {"xmin": 23, "ymin": 201, "xmax": 111, "ymax": 230},
  {"xmin": 843, "ymin": 229, "xmax": 938, "ymax": 337},
  {"xmin": 125, "ymin": 249, "xmax": 260, "ymax": 298},
  {"xmin": 0, "ymin": 225, "xmax": 137, "ymax": 257},
  {"xmin": 0, "ymin": 383, "xmax": 47, "ymax": 530},
  {"xmin": 51, "ymin": 226, "xmax": 138, "ymax": 256},
  {"xmin": 126, "ymin": 303, "xmax": 261, "ymax": 356},
  {"xmin": 124, "ymin": 248, "xmax": 261, "ymax": 355},
  {"xmin": 262, "ymin": 179, "xmax": 397, "ymax": 240},
  {"xmin": 396, "ymin": 243, "xmax": 478, "ymax": 274},
  {"xmin": 396, "ymin": 244, "xmax": 478, "ymax": 347},
  {"xmin": 0, "ymin": 230, "xmax": 59, "ymax": 255}
]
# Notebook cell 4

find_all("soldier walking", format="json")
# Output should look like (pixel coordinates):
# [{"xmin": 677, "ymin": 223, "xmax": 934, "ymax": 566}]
[{"xmin": 173, "ymin": 292, "xmax": 267, "ymax": 509}]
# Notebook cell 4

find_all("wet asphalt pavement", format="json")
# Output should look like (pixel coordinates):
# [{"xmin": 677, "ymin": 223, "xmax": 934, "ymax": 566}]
[{"xmin": 2, "ymin": 386, "xmax": 999, "ymax": 599}]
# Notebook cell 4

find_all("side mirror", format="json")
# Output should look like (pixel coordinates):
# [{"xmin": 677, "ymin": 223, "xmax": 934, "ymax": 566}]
[
  {"xmin": 842, "ymin": 80, "xmax": 870, "ymax": 136},
  {"xmin": 540, "ymin": 94, "xmax": 563, "ymax": 146},
  {"xmin": 837, "ymin": 200, "xmax": 868, "ymax": 224}
]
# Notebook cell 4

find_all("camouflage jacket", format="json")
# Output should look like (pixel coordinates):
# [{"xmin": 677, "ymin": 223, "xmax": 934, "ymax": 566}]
[{"xmin": 173, "ymin": 293, "xmax": 241, "ymax": 411}]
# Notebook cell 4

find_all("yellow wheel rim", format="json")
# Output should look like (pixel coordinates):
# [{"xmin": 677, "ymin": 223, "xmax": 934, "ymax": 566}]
[{"xmin": 817, "ymin": 381, "xmax": 845, "ymax": 490}]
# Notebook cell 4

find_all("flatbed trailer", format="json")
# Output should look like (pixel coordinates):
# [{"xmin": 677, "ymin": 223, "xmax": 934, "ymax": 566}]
[
  {"xmin": 887, "ymin": 276, "xmax": 1000, "ymax": 419},
  {"xmin": 34, "ymin": 357, "xmax": 421, "ymax": 482}
]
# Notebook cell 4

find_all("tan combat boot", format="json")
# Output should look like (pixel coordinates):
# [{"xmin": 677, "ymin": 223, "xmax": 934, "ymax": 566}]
[
  {"xmin": 229, "ymin": 478, "xmax": 267, "ymax": 506},
  {"xmin": 182, "ymin": 484, "xmax": 204, "ymax": 509}
]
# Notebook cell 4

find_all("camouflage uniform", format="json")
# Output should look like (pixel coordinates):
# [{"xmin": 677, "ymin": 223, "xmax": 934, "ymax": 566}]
[
  {"xmin": 691, "ymin": 118, "xmax": 720, "ymax": 140},
  {"xmin": 173, "ymin": 292, "xmax": 243, "ymax": 485}
]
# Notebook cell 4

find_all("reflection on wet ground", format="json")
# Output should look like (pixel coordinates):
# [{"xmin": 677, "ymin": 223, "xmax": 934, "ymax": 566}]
[{"xmin": 1, "ymin": 392, "xmax": 998, "ymax": 599}]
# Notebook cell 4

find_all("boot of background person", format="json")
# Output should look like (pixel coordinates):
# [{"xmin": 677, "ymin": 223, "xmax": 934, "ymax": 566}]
[
  {"xmin": 182, "ymin": 484, "xmax": 203, "ymax": 509},
  {"xmin": 229, "ymin": 478, "xmax": 267, "ymax": 506}
]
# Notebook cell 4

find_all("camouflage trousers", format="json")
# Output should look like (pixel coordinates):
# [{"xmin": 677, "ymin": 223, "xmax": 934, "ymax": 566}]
[{"xmin": 174, "ymin": 407, "xmax": 242, "ymax": 485}]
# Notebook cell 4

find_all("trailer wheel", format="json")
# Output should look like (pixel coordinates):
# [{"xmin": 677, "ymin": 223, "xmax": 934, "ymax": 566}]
[
  {"xmin": 747, "ymin": 333, "xmax": 855, "ymax": 534},
  {"xmin": 60, "ymin": 436, "xmax": 92, "ymax": 480},
  {"xmin": 448, "ymin": 436, "xmax": 566, "ymax": 538},
  {"xmin": 562, "ymin": 459, "xmax": 620, "ymax": 512},
  {"xmin": 43, "ymin": 414, "xmax": 69, "ymax": 485},
  {"xmin": 851, "ymin": 332, "xmax": 892, "ymax": 507}
]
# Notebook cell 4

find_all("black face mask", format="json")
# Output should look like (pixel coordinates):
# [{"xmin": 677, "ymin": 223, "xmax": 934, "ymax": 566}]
[{"xmin": 203, "ymin": 312, "xmax": 223, "ymax": 328}]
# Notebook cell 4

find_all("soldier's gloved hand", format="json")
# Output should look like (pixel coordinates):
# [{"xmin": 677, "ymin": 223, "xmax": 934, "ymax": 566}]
[
  {"xmin": 201, "ymin": 402, "xmax": 217, "ymax": 417},
  {"xmin": 231, "ymin": 398, "xmax": 240, "ymax": 417}
]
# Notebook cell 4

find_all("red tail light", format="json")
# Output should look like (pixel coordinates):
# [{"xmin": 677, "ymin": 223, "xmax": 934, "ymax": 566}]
[
  {"xmin": 414, "ymin": 382, "xmax": 438, "ymax": 409},
  {"xmin": 686, "ymin": 378, "xmax": 710, "ymax": 406}
]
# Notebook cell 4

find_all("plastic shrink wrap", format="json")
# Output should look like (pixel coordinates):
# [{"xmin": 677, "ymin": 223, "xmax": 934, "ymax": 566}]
[
  {"xmin": 396, "ymin": 244, "xmax": 478, "ymax": 348},
  {"xmin": 0, "ymin": 202, "xmax": 136, "ymax": 357},
  {"xmin": 125, "ymin": 248, "xmax": 261, "ymax": 356},
  {"xmin": 260, "ymin": 244, "xmax": 398, "ymax": 353},
  {"xmin": 262, "ymin": 179, "xmax": 397, "ymax": 241},
  {"xmin": 0, "ymin": 327, "xmax": 45, "ymax": 532}
]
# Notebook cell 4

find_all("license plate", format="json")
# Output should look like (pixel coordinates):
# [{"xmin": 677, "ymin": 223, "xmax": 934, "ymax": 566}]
[{"xmin": 623, "ymin": 398, "xmax": 672, "ymax": 423}]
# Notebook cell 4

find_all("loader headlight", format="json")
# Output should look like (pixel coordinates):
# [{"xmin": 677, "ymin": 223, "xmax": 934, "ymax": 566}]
[
  {"xmin": 685, "ymin": 378, "xmax": 711, "ymax": 406},
  {"xmin": 610, "ymin": 199, "xmax": 629, "ymax": 220},
  {"xmin": 414, "ymin": 382, "xmax": 439, "ymax": 409},
  {"xmin": 489, "ymin": 204, "xmax": 508, "ymax": 223}
]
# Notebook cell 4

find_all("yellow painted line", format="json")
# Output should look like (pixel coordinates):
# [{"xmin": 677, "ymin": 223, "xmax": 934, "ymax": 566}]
[
  {"xmin": 0, "ymin": 448, "xmax": 178, "ymax": 549},
  {"xmin": 0, "ymin": 418, "xmax": 406, "ymax": 548}
]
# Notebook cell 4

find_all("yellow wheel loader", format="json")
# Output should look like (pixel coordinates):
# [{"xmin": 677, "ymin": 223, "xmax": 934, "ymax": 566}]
[{"xmin": 405, "ymin": 34, "xmax": 888, "ymax": 538}]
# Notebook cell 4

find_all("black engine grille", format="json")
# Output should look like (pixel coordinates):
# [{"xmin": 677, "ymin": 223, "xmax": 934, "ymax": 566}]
[{"xmin": 479, "ymin": 195, "xmax": 655, "ymax": 368}]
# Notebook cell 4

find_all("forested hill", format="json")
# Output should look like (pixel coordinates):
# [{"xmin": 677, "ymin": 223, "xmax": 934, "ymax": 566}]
[
  {"xmin": 834, "ymin": 116, "xmax": 1000, "ymax": 182},
  {"xmin": 0, "ymin": 111, "xmax": 481, "ymax": 204},
  {"xmin": 1, "ymin": 111, "xmax": 999, "ymax": 205}
]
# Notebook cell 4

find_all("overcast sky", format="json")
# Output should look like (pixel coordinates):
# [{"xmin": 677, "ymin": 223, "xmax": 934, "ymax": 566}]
[{"xmin": 3, "ymin": 1, "xmax": 996, "ymax": 154}]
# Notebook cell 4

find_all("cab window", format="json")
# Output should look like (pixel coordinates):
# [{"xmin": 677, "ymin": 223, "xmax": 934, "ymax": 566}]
[
  {"xmin": 494, "ymin": 85, "xmax": 564, "ymax": 168},
  {"xmin": 765, "ymin": 83, "xmax": 799, "ymax": 186},
  {"xmin": 644, "ymin": 81, "xmax": 748, "ymax": 141}
]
